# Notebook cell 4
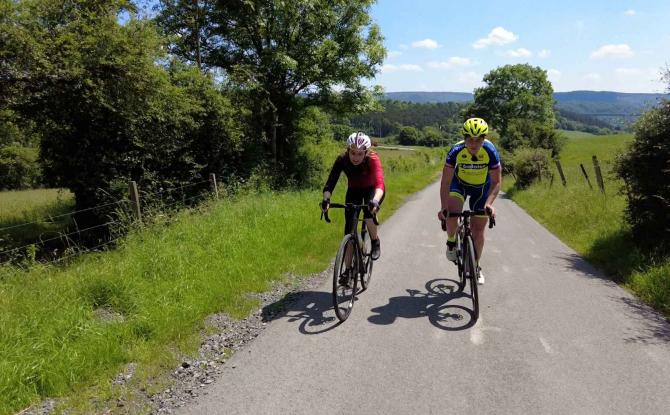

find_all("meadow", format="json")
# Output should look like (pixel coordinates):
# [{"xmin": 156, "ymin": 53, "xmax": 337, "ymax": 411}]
[{"xmin": 0, "ymin": 188, "xmax": 75, "ymax": 253}]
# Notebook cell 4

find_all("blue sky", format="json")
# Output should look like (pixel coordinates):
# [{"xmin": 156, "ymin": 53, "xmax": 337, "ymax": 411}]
[{"xmin": 368, "ymin": 0, "xmax": 670, "ymax": 93}]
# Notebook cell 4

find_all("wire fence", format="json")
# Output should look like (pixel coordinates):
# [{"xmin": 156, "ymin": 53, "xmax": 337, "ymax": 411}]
[{"xmin": 0, "ymin": 174, "xmax": 221, "ymax": 268}]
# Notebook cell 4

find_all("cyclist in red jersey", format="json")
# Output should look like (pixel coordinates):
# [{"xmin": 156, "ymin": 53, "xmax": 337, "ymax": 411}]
[{"xmin": 321, "ymin": 132, "xmax": 385, "ymax": 260}]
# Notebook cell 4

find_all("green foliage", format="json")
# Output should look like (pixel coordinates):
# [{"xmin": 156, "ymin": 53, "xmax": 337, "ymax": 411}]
[
  {"xmin": 505, "ymin": 118, "xmax": 566, "ymax": 157},
  {"xmin": 163, "ymin": 0, "xmax": 386, "ymax": 178},
  {"xmin": 397, "ymin": 126, "xmax": 422, "ymax": 145},
  {"xmin": 349, "ymin": 99, "xmax": 464, "ymax": 139},
  {"xmin": 0, "ymin": 144, "xmax": 41, "ymax": 189},
  {"xmin": 330, "ymin": 123, "xmax": 354, "ymax": 142},
  {"xmin": 421, "ymin": 126, "xmax": 444, "ymax": 147},
  {"xmin": 1, "ymin": 1, "xmax": 244, "ymax": 230},
  {"xmin": 614, "ymin": 100, "xmax": 670, "ymax": 249},
  {"xmin": 293, "ymin": 107, "xmax": 340, "ymax": 188},
  {"xmin": 508, "ymin": 147, "xmax": 551, "ymax": 189},
  {"xmin": 468, "ymin": 64, "xmax": 555, "ymax": 139},
  {"xmin": 155, "ymin": 0, "xmax": 215, "ymax": 69},
  {"xmin": 555, "ymin": 107, "xmax": 615, "ymax": 134}
]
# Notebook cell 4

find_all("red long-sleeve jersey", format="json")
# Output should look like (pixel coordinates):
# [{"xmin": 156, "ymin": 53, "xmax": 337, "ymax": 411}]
[{"xmin": 323, "ymin": 152, "xmax": 385, "ymax": 193}]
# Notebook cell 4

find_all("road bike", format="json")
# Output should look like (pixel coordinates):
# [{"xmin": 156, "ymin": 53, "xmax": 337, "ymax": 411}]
[
  {"xmin": 321, "ymin": 203, "xmax": 377, "ymax": 322},
  {"xmin": 441, "ymin": 209, "xmax": 495, "ymax": 323}
]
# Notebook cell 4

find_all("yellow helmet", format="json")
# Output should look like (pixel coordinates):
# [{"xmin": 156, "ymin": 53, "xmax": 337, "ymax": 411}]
[{"xmin": 462, "ymin": 118, "xmax": 489, "ymax": 137}]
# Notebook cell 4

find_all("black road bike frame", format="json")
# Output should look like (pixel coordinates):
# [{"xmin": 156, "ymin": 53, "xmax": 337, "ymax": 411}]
[
  {"xmin": 322, "ymin": 203, "xmax": 378, "ymax": 322},
  {"xmin": 441, "ymin": 210, "xmax": 495, "ymax": 323}
]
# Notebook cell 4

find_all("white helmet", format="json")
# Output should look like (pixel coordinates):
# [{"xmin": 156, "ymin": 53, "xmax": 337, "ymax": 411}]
[{"xmin": 347, "ymin": 132, "xmax": 371, "ymax": 150}]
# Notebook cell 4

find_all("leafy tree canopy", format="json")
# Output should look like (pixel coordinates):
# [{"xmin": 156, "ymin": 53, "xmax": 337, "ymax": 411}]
[{"xmin": 468, "ymin": 64, "xmax": 555, "ymax": 140}]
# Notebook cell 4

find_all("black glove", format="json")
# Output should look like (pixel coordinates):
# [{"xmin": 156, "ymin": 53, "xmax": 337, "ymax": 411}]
[
  {"xmin": 321, "ymin": 198, "xmax": 330, "ymax": 212},
  {"xmin": 368, "ymin": 199, "xmax": 380, "ymax": 213}
]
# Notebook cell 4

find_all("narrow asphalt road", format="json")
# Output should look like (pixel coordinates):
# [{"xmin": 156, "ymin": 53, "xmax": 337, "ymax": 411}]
[{"xmin": 179, "ymin": 180, "xmax": 670, "ymax": 415}]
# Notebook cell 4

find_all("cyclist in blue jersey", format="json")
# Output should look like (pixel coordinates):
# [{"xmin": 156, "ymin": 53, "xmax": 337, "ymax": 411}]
[{"xmin": 437, "ymin": 118, "xmax": 502, "ymax": 285}]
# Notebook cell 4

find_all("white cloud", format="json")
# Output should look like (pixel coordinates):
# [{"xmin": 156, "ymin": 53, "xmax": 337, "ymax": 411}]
[
  {"xmin": 615, "ymin": 68, "xmax": 642, "ymax": 75},
  {"xmin": 591, "ymin": 44, "xmax": 634, "ymax": 59},
  {"xmin": 381, "ymin": 64, "xmax": 423, "ymax": 73},
  {"xmin": 538, "ymin": 49, "xmax": 551, "ymax": 58},
  {"xmin": 412, "ymin": 39, "xmax": 440, "ymax": 49},
  {"xmin": 473, "ymin": 27, "xmax": 518, "ymax": 49},
  {"xmin": 387, "ymin": 51, "xmax": 402, "ymax": 58},
  {"xmin": 505, "ymin": 48, "xmax": 532, "ymax": 58},
  {"xmin": 585, "ymin": 73, "xmax": 601, "ymax": 81},
  {"xmin": 428, "ymin": 57, "xmax": 472, "ymax": 69},
  {"xmin": 548, "ymin": 69, "xmax": 562, "ymax": 78},
  {"xmin": 458, "ymin": 72, "xmax": 483, "ymax": 88},
  {"xmin": 624, "ymin": 9, "xmax": 636, "ymax": 16}
]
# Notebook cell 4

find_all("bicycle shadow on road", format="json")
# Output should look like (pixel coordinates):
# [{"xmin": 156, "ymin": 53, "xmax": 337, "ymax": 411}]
[
  {"xmin": 367, "ymin": 278, "xmax": 477, "ymax": 330},
  {"xmin": 261, "ymin": 290, "xmax": 344, "ymax": 335}
]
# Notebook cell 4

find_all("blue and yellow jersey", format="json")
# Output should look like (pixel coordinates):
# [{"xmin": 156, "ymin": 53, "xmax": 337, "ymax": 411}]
[{"xmin": 445, "ymin": 139, "xmax": 501, "ymax": 186}]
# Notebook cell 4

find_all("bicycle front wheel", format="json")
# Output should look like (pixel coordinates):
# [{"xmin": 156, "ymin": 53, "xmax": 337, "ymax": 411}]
[
  {"xmin": 333, "ymin": 235, "xmax": 358, "ymax": 322},
  {"xmin": 359, "ymin": 230, "xmax": 373, "ymax": 291},
  {"xmin": 455, "ymin": 229, "xmax": 466, "ymax": 292},
  {"xmin": 464, "ymin": 235, "xmax": 479, "ymax": 323}
]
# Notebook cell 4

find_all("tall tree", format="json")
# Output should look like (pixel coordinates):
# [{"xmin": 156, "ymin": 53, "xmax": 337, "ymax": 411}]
[
  {"xmin": 467, "ymin": 64, "xmax": 555, "ymax": 141},
  {"xmin": 166, "ymin": 0, "xmax": 385, "ymax": 178},
  {"xmin": 155, "ymin": 0, "xmax": 216, "ymax": 69},
  {"xmin": 6, "ymin": 0, "xmax": 242, "ymax": 230}
]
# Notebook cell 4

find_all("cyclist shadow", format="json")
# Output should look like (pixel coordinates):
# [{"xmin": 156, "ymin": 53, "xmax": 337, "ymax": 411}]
[
  {"xmin": 262, "ymin": 290, "xmax": 343, "ymax": 335},
  {"xmin": 368, "ymin": 278, "xmax": 477, "ymax": 330}
]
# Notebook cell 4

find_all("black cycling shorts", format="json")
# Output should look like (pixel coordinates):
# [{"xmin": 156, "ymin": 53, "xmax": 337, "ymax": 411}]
[{"xmin": 343, "ymin": 187, "xmax": 385, "ymax": 236}]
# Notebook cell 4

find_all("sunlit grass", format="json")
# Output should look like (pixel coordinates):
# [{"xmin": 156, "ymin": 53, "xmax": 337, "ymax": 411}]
[
  {"xmin": 0, "ymin": 149, "xmax": 443, "ymax": 414},
  {"xmin": 0, "ymin": 189, "xmax": 75, "ymax": 248}
]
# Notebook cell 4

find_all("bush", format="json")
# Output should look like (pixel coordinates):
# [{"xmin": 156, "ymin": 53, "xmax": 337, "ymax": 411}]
[
  {"xmin": 504, "ymin": 118, "xmax": 566, "ymax": 157},
  {"xmin": 0, "ymin": 144, "xmax": 41, "ymax": 189},
  {"xmin": 330, "ymin": 123, "xmax": 353, "ymax": 142},
  {"xmin": 294, "ymin": 107, "xmax": 340, "ymax": 188},
  {"xmin": 614, "ymin": 101, "xmax": 670, "ymax": 249},
  {"xmin": 508, "ymin": 147, "xmax": 551, "ymax": 189},
  {"xmin": 397, "ymin": 126, "xmax": 422, "ymax": 145}
]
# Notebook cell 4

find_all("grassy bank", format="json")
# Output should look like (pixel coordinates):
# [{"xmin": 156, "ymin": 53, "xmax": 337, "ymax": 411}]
[
  {"xmin": 0, "ymin": 147, "xmax": 444, "ymax": 414},
  {"xmin": 504, "ymin": 132, "xmax": 669, "ymax": 317}
]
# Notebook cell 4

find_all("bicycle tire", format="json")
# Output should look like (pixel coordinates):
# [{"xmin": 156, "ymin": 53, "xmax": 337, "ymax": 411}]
[
  {"xmin": 333, "ymin": 235, "xmax": 358, "ymax": 322},
  {"xmin": 359, "ymin": 230, "xmax": 373, "ymax": 291},
  {"xmin": 455, "ymin": 229, "xmax": 466, "ymax": 292},
  {"xmin": 464, "ymin": 235, "xmax": 479, "ymax": 322}
]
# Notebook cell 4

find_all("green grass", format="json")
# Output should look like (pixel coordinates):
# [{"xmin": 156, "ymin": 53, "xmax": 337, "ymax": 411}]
[
  {"xmin": 504, "ymin": 131, "xmax": 670, "ymax": 318},
  {"xmin": 0, "ymin": 149, "xmax": 443, "ymax": 415},
  {"xmin": 0, "ymin": 189, "xmax": 75, "ymax": 250}
]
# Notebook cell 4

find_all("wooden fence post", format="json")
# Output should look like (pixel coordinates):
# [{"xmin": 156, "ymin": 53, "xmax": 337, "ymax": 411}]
[
  {"xmin": 579, "ymin": 164, "xmax": 593, "ymax": 190},
  {"xmin": 555, "ymin": 160, "xmax": 567, "ymax": 186},
  {"xmin": 129, "ymin": 181, "xmax": 142, "ymax": 223},
  {"xmin": 592, "ymin": 155, "xmax": 605, "ymax": 194},
  {"xmin": 209, "ymin": 173, "xmax": 219, "ymax": 199}
]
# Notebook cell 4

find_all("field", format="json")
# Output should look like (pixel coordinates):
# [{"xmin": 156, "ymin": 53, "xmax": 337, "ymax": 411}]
[{"xmin": 0, "ymin": 189, "xmax": 75, "ymax": 253}]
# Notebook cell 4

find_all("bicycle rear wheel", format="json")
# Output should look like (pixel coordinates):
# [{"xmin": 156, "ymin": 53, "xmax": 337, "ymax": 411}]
[
  {"xmin": 333, "ymin": 235, "xmax": 358, "ymax": 322},
  {"xmin": 464, "ymin": 235, "xmax": 479, "ymax": 323},
  {"xmin": 359, "ymin": 229, "xmax": 373, "ymax": 291}
]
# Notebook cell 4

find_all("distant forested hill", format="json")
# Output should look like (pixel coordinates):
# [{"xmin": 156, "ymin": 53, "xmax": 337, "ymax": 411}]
[
  {"xmin": 384, "ymin": 92, "xmax": 474, "ymax": 103},
  {"xmin": 384, "ymin": 91, "xmax": 669, "ymax": 131}
]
